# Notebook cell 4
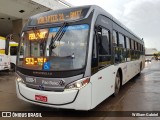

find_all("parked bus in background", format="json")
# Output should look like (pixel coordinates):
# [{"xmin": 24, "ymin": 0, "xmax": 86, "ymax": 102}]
[
  {"xmin": 5, "ymin": 34, "xmax": 23, "ymax": 71},
  {"xmin": 0, "ymin": 36, "xmax": 10, "ymax": 71},
  {"xmin": 11, "ymin": 5, "xmax": 145, "ymax": 110},
  {"xmin": 9, "ymin": 41, "xmax": 19, "ymax": 71}
]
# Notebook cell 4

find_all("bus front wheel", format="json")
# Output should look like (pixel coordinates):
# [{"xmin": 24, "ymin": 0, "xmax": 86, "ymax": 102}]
[
  {"xmin": 137, "ymin": 62, "xmax": 142, "ymax": 76},
  {"xmin": 114, "ymin": 72, "xmax": 121, "ymax": 96},
  {"xmin": 10, "ymin": 63, "xmax": 15, "ymax": 72}
]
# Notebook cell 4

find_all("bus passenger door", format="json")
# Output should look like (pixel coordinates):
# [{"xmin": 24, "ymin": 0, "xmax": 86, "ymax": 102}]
[
  {"xmin": 91, "ymin": 27, "xmax": 111, "ymax": 73},
  {"xmin": 91, "ymin": 26, "xmax": 115, "ymax": 108}
]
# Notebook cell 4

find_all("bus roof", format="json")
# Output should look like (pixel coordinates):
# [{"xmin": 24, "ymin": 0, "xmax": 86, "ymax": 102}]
[
  {"xmin": 0, "ymin": 36, "xmax": 6, "ymax": 40},
  {"xmin": 9, "ymin": 41, "xmax": 18, "ymax": 47},
  {"xmin": 28, "ymin": 5, "xmax": 91, "ymax": 26},
  {"xmin": 26, "ymin": 5, "xmax": 143, "ymax": 42}
]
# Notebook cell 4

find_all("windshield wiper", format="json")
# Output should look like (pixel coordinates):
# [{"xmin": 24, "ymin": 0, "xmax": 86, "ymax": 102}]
[{"xmin": 49, "ymin": 22, "xmax": 68, "ymax": 56}]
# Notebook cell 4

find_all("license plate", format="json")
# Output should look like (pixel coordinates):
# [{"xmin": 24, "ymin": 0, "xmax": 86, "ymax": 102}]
[{"xmin": 35, "ymin": 95, "xmax": 47, "ymax": 102}]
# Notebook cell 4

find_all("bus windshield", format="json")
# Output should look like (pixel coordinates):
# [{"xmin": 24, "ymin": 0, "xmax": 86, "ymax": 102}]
[{"xmin": 17, "ymin": 24, "xmax": 89, "ymax": 71}]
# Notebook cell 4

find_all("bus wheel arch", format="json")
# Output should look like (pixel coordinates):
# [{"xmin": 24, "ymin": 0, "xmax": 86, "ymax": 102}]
[{"xmin": 113, "ymin": 68, "xmax": 122, "ymax": 96}]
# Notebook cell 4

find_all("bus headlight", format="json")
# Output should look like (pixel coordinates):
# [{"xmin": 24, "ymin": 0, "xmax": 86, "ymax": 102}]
[
  {"xmin": 65, "ymin": 77, "xmax": 90, "ymax": 90},
  {"xmin": 15, "ymin": 74, "xmax": 24, "ymax": 83}
]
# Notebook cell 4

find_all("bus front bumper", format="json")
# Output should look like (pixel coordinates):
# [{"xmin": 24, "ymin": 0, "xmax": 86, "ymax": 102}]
[
  {"xmin": 0, "ymin": 65, "xmax": 10, "ymax": 71},
  {"xmin": 16, "ymin": 81, "xmax": 92, "ymax": 110}
]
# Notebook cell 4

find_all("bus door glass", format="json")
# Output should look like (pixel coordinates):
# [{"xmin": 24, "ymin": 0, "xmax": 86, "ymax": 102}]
[{"xmin": 93, "ymin": 26, "xmax": 111, "ymax": 71}]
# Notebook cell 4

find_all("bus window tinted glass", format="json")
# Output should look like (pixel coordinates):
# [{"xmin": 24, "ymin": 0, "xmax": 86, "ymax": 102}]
[
  {"xmin": 99, "ymin": 28, "xmax": 110, "ymax": 55},
  {"xmin": 96, "ymin": 27, "xmax": 111, "ymax": 68},
  {"xmin": 131, "ymin": 40, "xmax": 134, "ymax": 49},
  {"xmin": 135, "ymin": 41, "xmax": 137, "ymax": 50},
  {"xmin": 126, "ymin": 37, "xmax": 130, "ymax": 49},
  {"xmin": 113, "ymin": 31, "xmax": 117, "ymax": 46},
  {"xmin": 119, "ymin": 33, "xmax": 125, "ymax": 48}
]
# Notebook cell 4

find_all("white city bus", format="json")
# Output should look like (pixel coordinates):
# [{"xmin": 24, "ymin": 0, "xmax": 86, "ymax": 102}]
[
  {"xmin": 14, "ymin": 5, "xmax": 145, "ymax": 110},
  {"xmin": 0, "ymin": 36, "xmax": 10, "ymax": 71}
]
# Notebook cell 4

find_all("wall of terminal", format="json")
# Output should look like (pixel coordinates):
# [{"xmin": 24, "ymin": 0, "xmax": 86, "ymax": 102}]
[{"xmin": 0, "ymin": 0, "xmax": 72, "ymax": 40}]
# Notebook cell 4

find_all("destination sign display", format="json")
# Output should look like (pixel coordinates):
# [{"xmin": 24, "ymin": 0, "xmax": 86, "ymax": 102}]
[
  {"xmin": 29, "ymin": 32, "xmax": 46, "ymax": 40},
  {"xmin": 29, "ymin": 7, "xmax": 89, "ymax": 25},
  {"xmin": 37, "ymin": 10, "xmax": 82, "ymax": 24},
  {"xmin": 27, "ymin": 29, "xmax": 48, "ymax": 40}
]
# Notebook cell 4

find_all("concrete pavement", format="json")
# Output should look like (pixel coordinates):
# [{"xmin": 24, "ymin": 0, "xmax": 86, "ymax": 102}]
[{"xmin": 0, "ymin": 60, "xmax": 160, "ymax": 119}]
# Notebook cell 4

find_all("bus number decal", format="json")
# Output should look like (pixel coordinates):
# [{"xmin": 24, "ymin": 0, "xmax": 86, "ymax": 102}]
[{"xmin": 25, "ymin": 57, "xmax": 47, "ymax": 65}]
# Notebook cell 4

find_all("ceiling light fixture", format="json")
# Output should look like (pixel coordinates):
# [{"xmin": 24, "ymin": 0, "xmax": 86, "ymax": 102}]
[{"xmin": 19, "ymin": 10, "xmax": 25, "ymax": 13}]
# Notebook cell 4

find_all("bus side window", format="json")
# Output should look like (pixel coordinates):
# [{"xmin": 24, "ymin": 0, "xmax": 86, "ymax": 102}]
[
  {"xmin": 130, "ymin": 39, "xmax": 135, "ymax": 60},
  {"xmin": 113, "ymin": 31, "xmax": 117, "ymax": 47},
  {"xmin": 118, "ymin": 33, "xmax": 125, "ymax": 62},
  {"xmin": 113, "ymin": 30, "xmax": 118, "ymax": 63},
  {"xmin": 98, "ymin": 29, "xmax": 109, "ymax": 55},
  {"xmin": 126, "ymin": 37, "xmax": 131, "ymax": 61}
]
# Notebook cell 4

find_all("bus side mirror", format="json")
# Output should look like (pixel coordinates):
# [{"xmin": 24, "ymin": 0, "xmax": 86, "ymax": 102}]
[
  {"xmin": 94, "ymin": 25, "xmax": 101, "ymax": 44},
  {"xmin": 94, "ymin": 25, "xmax": 101, "ymax": 32}
]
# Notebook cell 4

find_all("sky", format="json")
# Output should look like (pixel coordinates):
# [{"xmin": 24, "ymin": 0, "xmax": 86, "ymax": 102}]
[{"xmin": 66, "ymin": 0, "xmax": 160, "ymax": 51}]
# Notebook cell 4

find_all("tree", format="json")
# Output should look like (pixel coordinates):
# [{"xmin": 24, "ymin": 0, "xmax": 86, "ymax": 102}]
[{"xmin": 154, "ymin": 52, "xmax": 160, "ymax": 60}]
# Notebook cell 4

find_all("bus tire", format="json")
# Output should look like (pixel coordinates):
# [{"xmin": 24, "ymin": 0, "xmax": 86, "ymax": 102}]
[
  {"xmin": 113, "ymin": 72, "xmax": 121, "ymax": 96},
  {"xmin": 137, "ymin": 62, "xmax": 142, "ymax": 76},
  {"xmin": 10, "ymin": 63, "xmax": 15, "ymax": 72}
]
